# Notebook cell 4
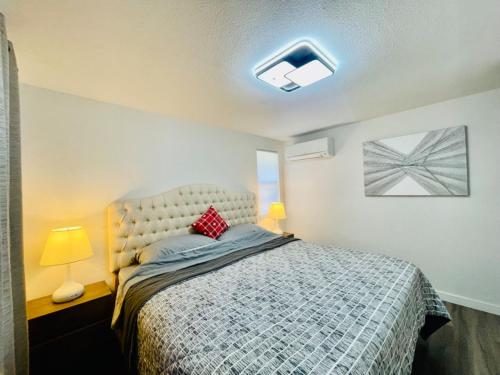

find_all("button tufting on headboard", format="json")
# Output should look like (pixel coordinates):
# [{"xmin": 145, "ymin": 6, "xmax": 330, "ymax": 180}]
[{"xmin": 107, "ymin": 184, "xmax": 257, "ymax": 272}]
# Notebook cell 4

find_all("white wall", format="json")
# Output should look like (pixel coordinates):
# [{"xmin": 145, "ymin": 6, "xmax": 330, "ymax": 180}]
[
  {"xmin": 20, "ymin": 84, "xmax": 283, "ymax": 300},
  {"xmin": 285, "ymin": 89, "xmax": 500, "ymax": 315}
]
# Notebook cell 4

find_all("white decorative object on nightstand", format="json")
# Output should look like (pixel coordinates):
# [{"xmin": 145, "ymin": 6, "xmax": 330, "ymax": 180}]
[
  {"xmin": 40, "ymin": 226, "xmax": 93, "ymax": 303},
  {"xmin": 267, "ymin": 202, "xmax": 287, "ymax": 234}
]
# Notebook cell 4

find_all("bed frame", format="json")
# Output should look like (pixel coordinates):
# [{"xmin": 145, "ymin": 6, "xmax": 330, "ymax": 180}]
[{"xmin": 107, "ymin": 184, "xmax": 257, "ymax": 273}]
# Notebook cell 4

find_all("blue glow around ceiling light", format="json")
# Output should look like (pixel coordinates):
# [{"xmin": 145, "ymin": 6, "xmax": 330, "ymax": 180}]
[{"xmin": 253, "ymin": 39, "xmax": 338, "ymax": 92}]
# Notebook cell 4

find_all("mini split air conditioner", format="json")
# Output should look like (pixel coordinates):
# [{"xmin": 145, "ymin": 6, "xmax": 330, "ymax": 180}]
[{"xmin": 285, "ymin": 137, "xmax": 334, "ymax": 161}]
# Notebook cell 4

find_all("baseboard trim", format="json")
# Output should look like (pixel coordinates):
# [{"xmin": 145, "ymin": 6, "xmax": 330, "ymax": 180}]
[{"xmin": 437, "ymin": 290, "xmax": 500, "ymax": 316}]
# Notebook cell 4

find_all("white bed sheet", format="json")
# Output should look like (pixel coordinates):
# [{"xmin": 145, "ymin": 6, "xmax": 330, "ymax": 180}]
[{"xmin": 118, "ymin": 265, "xmax": 138, "ymax": 286}]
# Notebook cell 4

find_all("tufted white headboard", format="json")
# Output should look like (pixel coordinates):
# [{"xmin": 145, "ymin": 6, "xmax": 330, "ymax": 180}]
[{"xmin": 107, "ymin": 184, "xmax": 257, "ymax": 272}]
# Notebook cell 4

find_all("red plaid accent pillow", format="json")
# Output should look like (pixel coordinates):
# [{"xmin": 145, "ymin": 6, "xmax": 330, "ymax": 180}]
[{"xmin": 192, "ymin": 206, "xmax": 229, "ymax": 239}]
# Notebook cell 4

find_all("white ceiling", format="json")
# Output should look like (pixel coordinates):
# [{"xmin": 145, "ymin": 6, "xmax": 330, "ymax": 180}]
[{"xmin": 1, "ymin": 0, "xmax": 500, "ymax": 140}]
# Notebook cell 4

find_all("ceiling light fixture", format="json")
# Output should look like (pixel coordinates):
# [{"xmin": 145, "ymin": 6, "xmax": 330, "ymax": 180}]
[
  {"xmin": 254, "ymin": 40, "xmax": 336, "ymax": 92},
  {"xmin": 257, "ymin": 61, "xmax": 296, "ymax": 88}
]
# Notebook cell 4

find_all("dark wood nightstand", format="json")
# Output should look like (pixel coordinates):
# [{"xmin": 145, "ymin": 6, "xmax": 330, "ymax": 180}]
[
  {"xmin": 282, "ymin": 232, "xmax": 294, "ymax": 238},
  {"xmin": 27, "ymin": 281, "xmax": 125, "ymax": 375}
]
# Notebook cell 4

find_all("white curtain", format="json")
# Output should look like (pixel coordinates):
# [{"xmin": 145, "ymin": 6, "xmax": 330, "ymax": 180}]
[{"xmin": 0, "ymin": 13, "xmax": 28, "ymax": 375}]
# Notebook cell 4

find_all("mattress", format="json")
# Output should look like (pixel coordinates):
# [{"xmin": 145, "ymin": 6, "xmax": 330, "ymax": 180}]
[{"xmin": 115, "ymin": 236, "xmax": 450, "ymax": 375}]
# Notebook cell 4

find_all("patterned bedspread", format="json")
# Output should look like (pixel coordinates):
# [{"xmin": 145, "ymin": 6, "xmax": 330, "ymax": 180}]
[{"xmin": 135, "ymin": 240, "xmax": 450, "ymax": 375}]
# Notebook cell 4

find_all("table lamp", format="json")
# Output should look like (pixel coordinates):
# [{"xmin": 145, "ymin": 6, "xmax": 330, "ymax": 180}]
[
  {"xmin": 40, "ymin": 226, "xmax": 93, "ymax": 303},
  {"xmin": 268, "ymin": 202, "xmax": 287, "ymax": 234}
]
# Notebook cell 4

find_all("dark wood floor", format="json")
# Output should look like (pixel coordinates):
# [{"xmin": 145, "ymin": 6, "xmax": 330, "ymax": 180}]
[{"xmin": 412, "ymin": 302, "xmax": 500, "ymax": 375}]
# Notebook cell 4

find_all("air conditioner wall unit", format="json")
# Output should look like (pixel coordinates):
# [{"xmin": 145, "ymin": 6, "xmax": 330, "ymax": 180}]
[{"xmin": 285, "ymin": 137, "xmax": 334, "ymax": 161}]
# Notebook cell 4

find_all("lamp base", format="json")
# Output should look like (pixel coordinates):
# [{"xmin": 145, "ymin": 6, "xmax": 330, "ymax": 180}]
[
  {"xmin": 271, "ymin": 219, "xmax": 283, "ymax": 235},
  {"xmin": 52, "ymin": 280, "xmax": 84, "ymax": 303}
]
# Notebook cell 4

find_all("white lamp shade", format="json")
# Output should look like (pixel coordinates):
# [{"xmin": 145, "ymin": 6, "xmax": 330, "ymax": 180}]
[
  {"xmin": 268, "ymin": 202, "xmax": 287, "ymax": 220},
  {"xmin": 40, "ymin": 226, "xmax": 93, "ymax": 266}
]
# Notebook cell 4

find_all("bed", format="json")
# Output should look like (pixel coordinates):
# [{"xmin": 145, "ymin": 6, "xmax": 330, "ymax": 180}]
[{"xmin": 108, "ymin": 184, "xmax": 450, "ymax": 375}]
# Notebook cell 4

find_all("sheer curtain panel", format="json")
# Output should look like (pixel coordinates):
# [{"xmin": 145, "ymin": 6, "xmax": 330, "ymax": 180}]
[{"xmin": 0, "ymin": 13, "xmax": 28, "ymax": 375}]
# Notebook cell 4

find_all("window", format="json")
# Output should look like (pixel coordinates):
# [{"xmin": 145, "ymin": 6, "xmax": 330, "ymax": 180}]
[{"xmin": 256, "ymin": 150, "xmax": 280, "ymax": 216}]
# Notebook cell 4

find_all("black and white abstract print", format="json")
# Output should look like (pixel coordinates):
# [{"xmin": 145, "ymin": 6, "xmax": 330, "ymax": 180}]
[{"xmin": 363, "ymin": 126, "xmax": 468, "ymax": 196}]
